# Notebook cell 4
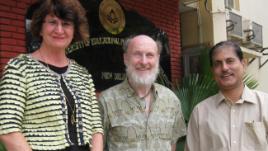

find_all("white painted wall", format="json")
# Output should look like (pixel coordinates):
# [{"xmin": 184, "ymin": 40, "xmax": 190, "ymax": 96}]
[
  {"xmin": 211, "ymin": 0, "xmax": 268, "ymax": 92},
  {"xmin": 239, "ymin": 0, "xmax": 268, "ymax": 92}
]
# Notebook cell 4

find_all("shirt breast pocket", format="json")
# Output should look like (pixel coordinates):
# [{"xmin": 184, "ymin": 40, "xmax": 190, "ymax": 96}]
[
  {"xmin": 243, "ymin": 121, "xmax": 268, "ymax": 151},
  {"xmin": 110, "ymin": 121, "xmax": 142, "ymax": 142},
  {"xmin": 158, "ymin": 119, "xmax": 173, "ymax": 140}
]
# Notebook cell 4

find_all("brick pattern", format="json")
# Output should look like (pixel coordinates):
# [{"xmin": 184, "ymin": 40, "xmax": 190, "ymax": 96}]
[
  {"xmin": 0, "ymin": 0, "xmax": 34, "ymax": 74},
  {"xmin": 0, "ymin": 0, "xmax": 182, "ymax": 83},
  {"xmin": 118, "ymin": 0, "xmax": 182, "ymax": 83}
]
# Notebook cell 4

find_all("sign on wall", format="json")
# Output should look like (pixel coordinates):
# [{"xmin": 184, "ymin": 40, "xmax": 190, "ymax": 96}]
[{"xmin": 25, "ymin": 0, "xmax": 171, "ymax": 91}]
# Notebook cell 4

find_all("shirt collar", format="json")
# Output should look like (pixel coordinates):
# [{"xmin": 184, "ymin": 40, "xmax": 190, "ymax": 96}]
[
  {"xmin": 216, "ymin": 85, "xmax": 257, "ymax": 106},
  {"xmin": 121, "ymin": 79, "xmax": 158, "ymax": 98}
]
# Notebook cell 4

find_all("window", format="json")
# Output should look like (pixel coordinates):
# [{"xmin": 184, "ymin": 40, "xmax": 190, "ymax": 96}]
[
  {"xmin": 225, "ymin": 0, "xmax": 240, "ymax": 10},
  {"xmin": 182, "ymin": 47, "xmax": 203, "ymax": 76}
]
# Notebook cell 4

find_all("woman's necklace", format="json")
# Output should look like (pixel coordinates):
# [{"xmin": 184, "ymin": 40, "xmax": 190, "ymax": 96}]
[
  {"xmin": 65, "ymin": 96, "xmax": 76, "ymax": 125},
  {"xmin": 138, "ymin": 88, "xmax": 152, "ymax": 114},
  {"xmin": 139, "ymin": 89, "xmax": 151, "ymax": 100},
  {"xmin": 38, "ymin": 50, "xmax": 49, "ymax": 69},
  {"xmin": 38, "ymin": 50, "xmax": 76, "ymax": 124},
  {"xmin": 38, "ymin": 49, "xmax": 69, "ymax": 68}
]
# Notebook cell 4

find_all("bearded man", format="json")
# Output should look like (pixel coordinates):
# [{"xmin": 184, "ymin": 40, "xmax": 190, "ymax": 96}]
[{"xmin": 99, "ymin": 35, "xmax": 186, "ymax": 151}]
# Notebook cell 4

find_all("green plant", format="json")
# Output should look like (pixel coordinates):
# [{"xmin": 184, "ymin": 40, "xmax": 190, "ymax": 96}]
[
  {"xmin": 174, "ymin": 73, "xmax": 259, "ymax": 124},
  {"xmin": 243, "ymin": 74, "xmax": 259, "ymax": 89},
  {"xmin": 174, "ymin": 73, "xmax": 259, "ymax": 151},
  {"xmin": 156, "ymin": 67, "xmax": 259, "ymax": 151},
  {"xmin": 174, "ymin": 74, "xmax": 218, "ymax": 124},
  {"xmin": 156, "ymin": 66, "xmax": 172, "ymax": 88},
  {"xmin": 0, "ymin": 142, "xmax": 6, "ymax": 151}
]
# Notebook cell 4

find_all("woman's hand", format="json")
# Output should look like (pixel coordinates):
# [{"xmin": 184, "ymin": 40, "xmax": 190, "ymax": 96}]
[{"xmin": 0, "ymin": 132, "xmax": 32, "ymax": 151}]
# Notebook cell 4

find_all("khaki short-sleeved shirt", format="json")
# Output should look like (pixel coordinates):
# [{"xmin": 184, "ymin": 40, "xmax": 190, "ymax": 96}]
[
  {"xmin": 100, "ymin": 80, "xmax": 186, "ymax": 151},
  {"xmin": 185, "ymin": 86, "xmax": 268, "ymax": 151}
]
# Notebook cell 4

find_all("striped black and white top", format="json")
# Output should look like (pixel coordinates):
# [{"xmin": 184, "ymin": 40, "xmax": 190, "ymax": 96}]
[{"xmin": 0, "ymin": 54, "xmax": 103, "ymax": 150}]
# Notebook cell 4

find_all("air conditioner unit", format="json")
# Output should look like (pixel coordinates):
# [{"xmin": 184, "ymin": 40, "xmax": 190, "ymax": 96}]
[
  {"xmin": 242, "ymin": 19, "xmax": 263, "ymax": 48},
  {"xmin": 225, "ymin": 0, "xmax": 234, "ymax": 9},
  {"xmin": 182, "ymin": 0, "xmax": 198, "ymax": 9},
  {"xmin": 226, "ymin": 10, "xmax": 243, "ymax": 41}
]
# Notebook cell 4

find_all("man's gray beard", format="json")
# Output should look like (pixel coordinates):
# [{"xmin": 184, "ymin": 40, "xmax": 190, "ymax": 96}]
[{"xmin": 126, "ymin": 64, "xmax": 159, "ymax": 87}]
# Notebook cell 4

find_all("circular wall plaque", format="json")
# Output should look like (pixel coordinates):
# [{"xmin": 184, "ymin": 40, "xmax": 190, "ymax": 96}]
[{"xmin": 99, "ymin": 0, "xmax": 125, "ymax": 35}]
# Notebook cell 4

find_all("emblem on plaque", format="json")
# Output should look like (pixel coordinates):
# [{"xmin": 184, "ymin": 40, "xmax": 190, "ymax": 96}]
[{"xmin": 99, "ymin": 0, "xmax": 125, "ymax": 35}]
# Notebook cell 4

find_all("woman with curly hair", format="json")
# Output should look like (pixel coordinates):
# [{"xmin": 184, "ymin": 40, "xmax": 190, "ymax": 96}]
[{"xmin": 0, "ymin": 0, "xmax": 103, "ymax": 150}]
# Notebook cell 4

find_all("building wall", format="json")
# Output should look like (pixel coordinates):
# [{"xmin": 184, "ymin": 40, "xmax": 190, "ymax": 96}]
[
  {"xmin": 210, "ymin": 0, "xmax": 268, "ymax": 92},
  {"xmin": 239, "ymin": 0, "xmax": 268, "ymax": 92},
  {"xmin": 118, "ymin": 0, "xmax": 182, "ymax": 83},
  {"xmin": 0, "ymin": 0, "xmax": 182, "ymax": 83},
  {"xmin": 180, "ymin": 10, "xmax": 199, "ymax": 47},
  {"xmin": 0, "ymin": 0, "xmax": 34, "ymax": 74},
  {"xmin": 179, "ymin": 0, "xmax": 267, "ymax": 92}
]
